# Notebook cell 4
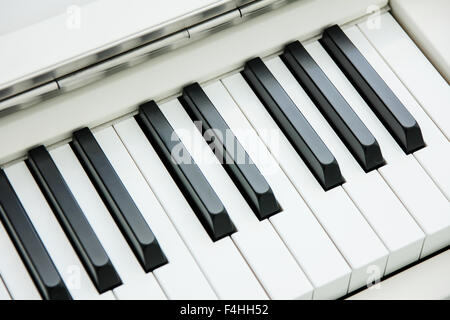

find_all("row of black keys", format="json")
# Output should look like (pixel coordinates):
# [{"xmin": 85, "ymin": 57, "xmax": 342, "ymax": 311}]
[{"xmin": 0, "ymin": 26, "xmax": 425, "ymax": 300}]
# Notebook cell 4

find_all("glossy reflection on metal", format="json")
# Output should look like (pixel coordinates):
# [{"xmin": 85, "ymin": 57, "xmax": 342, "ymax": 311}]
[{"xmin": 0, "ymin": 0, "xmax": 294, "ymax": 118}]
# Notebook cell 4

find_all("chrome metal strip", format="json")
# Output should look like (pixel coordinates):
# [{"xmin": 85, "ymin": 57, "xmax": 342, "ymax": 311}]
[
  {"xmin": 0, "ymin": 0, "xmax": 237, "ymax": 102},
  {"xmin": 0, "ymin": 0, "xmax": 291, "ymax": 116}
]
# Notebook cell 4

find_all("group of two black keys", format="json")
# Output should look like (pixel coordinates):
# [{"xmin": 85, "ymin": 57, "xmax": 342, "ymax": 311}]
[
  {"xmin": 0, "ymin": 128, "xmax": 169, "ymax": 300},
  {"xmin": 0, "ymin": 25, "xmax": 425, "ymax": 300}
]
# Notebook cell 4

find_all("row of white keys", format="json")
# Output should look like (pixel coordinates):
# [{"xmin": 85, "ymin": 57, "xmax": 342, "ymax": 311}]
[
  {"xmin": 203, "ymin": 81, "xmax": 351, "ymax": 299},
  {"xmin": 159, "ymin": 98, "xmax": 313, "ymax": 299},
  {"xmin": 50, "ymin": 145, "xmax": 166, "ymax": 300},
  {"xmin": 266, "ymin": 54, "xmax": 421, "ymax": 275},
  {"xmin": 0, "ymin": 218, "xmax": 41, "ymax": 299},
  {"xmin": 4, "ymin": 162, "xmax": 115, "ymax": 300},
  {"xmin": 114, "ymin": 118, "xmax": 268, "ymax": 299},
  {"xmin": 300, "ymin": 43, "xmax": 426, "ymax": 274},
  {"xmin": 92, "ymin": 126, "xmax": 217, "ymax": 299},
  {"xmin": 222, "ymin": 73, "xmax": 389, "ymax": 293},
  {"xmin": 0, "ymin": 276, "xmax": 11, "ymax": 300},
  {"xmin": 352, "ymin": 21, "xmax": 450, "ymax": 201},
  {"xmin": 358, "ymin": 13, "xmax": 450, "ymax": 141},
  {"xmin": 339, "ymin": 26, "xmax": 450, "ymax": 257}
]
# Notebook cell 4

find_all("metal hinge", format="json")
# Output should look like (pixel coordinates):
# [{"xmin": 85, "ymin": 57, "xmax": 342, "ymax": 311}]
[{"xmin": 0, "ymin": 0, "xmax": 292, "ymax": 117}]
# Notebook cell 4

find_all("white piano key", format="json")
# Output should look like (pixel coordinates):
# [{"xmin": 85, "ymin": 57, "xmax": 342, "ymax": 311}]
[
  {"xmin": 4, "ymin": 162, "xmax": 115, "ymax": 300},
  {"xmin": 380, "ymin": 158, "xmax": 450, "ymax": 258},
  {"xmin": 322, "ymin": 26, "xmax": 450, "ymax": 258},
  {"xmin": 113, "ymin": 276, "xmax": 164, "ymax": 300},
  {"xmin": 344, "ymin": 25, "xmax": 450, "ymax": 201},
  {"xmin": 92, "ymin": 126, "xmax": 217, "ymax": 300},
  {"xmin": 0, "ymin": 276, "xmax": 11, "ymax": 300},
  {"xmin": 302, "ymin": 43, "xmax": 426, "ymax": 274},
  {"xmin": 414, "ymin": 145, "xmax": 450, "ymax": 202},
  {"xmin": 203, "ymin": 80, "xmax": 351, "ymax": 299},
  {"xmin": 50, "ymin": 144, "xmax": 166, "ymax": 300},
  {"xmin": 358, "ymin": 13, "xmax": 450, "ymax": 141},
  {"xmin": 160, "ymin": 98, "xmax": 314, "ymax": 300},
  {"xmin": 234, "ymin": 220, "xmax": 313, "ymax": 299},
  {"xmin": 0, "ymin": 218, "xmax": 41, "ymax": 300},
  {"xmin": 114, "ymin": 117, "xmax": 268, "ymax": 300},
  {"xmin": 222, "ymin": 72, "xmax": 389, "ymax": 292}
]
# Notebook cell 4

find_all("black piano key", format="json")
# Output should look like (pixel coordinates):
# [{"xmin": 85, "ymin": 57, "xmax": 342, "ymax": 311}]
[
  {"xmin": 181, "ymin": 83, "xmax": 281, "ymax": 220},
  {"xmin": 242, "ymin": 57, "xmax": 345, "ymax": 191},
  {"xmin": 137, "ymin": 100, "xmax": 235, "ymax": 241},
  {"xmin": 282, "ymin": 41, "xmax": 385, "ymax": 172},
  {"xmin": 71, "ymin": 128, "xmax": 168, "ymax": 272},
  {"xmin": 0, "ymin": 170, "xmax": 71, "ymax": 300},
  {"xmin": 27, "ymin": 146, "xmax": 122, "ymax": 293},
  {"xmin": 320, "ymin": 25, "xmax": 425, "ymax": 154}
]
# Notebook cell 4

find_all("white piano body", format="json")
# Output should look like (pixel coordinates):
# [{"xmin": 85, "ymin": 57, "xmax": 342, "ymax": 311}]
[{"xmin": 0, "ymin": 0, "xmax": 448, "ymax": 300}]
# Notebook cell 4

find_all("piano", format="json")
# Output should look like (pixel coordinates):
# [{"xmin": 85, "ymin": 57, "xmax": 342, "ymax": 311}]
[{"xmin": 0, "ymin": 0, "xmax": 448, "ymax": 300}]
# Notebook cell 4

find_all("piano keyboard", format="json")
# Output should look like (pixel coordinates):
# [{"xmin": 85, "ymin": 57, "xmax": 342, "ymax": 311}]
[{"xmin": 0, "ymin": 12, "xmax": 449, "ymax": 300}]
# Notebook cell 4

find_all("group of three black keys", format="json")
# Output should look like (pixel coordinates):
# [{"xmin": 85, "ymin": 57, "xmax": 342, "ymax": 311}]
[{"xmin": 0, "ymin": 25, "xmax": 425, "ymax": 299}]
